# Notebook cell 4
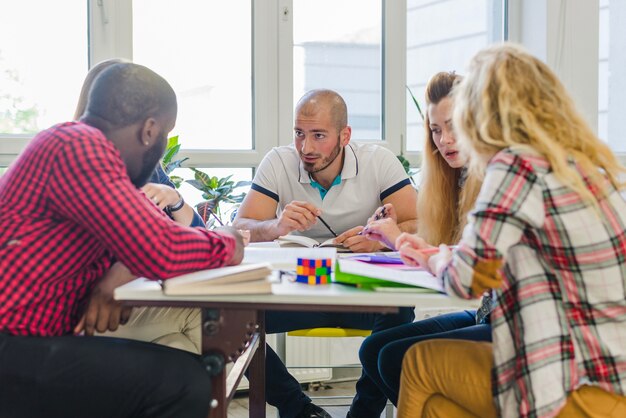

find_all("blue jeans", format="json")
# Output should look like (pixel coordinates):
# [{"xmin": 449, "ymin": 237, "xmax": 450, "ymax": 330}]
[
  {"xmin": 263, "ymin": 308, "xmax": 415, "ymax": 418},
  {"xmin": 359, "ymin": 310, "xmax": 492, "ymax": 407}
]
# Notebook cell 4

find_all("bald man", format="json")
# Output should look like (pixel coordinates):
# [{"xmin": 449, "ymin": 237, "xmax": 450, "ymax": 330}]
[
  {"xmin": 0, "ymin": 63, "xmax": 244, "ymax": 418},
  {"xmin": 234, "ymin": 90, "xmax": 417, "ymax": 418}
]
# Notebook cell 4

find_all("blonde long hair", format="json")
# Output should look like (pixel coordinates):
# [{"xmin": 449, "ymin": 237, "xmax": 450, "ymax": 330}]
[
  {"xmin": 417, "ymin": 72, "xmax": 482, "ymax": 245},
  {"xmin": 453, "ymin": 43, "xmax": 626, "ymax": 207}
]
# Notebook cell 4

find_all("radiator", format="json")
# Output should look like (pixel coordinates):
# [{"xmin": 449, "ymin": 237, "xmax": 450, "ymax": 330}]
[{"xmin": 236, "ymin": 334, "xmax": 333, "ymax": 390}]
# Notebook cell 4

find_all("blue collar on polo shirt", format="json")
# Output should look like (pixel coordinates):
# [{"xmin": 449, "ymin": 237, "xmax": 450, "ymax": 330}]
[{"xmin": 310, "ymin": 174, "xmax": 342, "ymax": 200}]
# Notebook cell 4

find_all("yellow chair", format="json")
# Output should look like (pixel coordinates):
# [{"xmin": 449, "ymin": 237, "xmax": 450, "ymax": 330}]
[
  {"xmin": 288, "ymin": 328, "xmax": 372, "ymax": 338},
  {"xmin": 276, "ymin": 328, "xmax": 393, "ymax": 418}
]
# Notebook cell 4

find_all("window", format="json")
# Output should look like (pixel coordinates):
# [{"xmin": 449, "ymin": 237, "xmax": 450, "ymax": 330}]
[
  {"xmin": 406, "ymin": 0, "xmax": 502, "ymax": 152},
  {"xmin": 598, "ymin": 0, "xmax": 609, "ymax": 143},
  {"xmin": 0, "ymin": 0, "xmax": 511, "ymax": 171},
  {"xmin": 0, "ymin": 1, "xmax": 87, "ymax": 135},
  {"xmin": 133, "ymin": 0, "xmax": 252, "ymax": 150},
  {"xmin": 599, "ymin": 0, "xmax": 626, "ymax": 153},
  {"xmin": 293, "ymin": 0, "xmax": 382, "ymax": 141}
]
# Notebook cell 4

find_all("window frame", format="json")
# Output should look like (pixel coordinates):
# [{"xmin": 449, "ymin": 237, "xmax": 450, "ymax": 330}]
[{"xmin": 5, "ymin": 1, "xmax": 609, "ymax": 169}]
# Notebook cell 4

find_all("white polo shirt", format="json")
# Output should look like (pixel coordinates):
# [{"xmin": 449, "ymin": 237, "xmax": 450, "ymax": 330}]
[{"xmin": 251, "ymin": 142, "xmax": 411, "ymax": 241}]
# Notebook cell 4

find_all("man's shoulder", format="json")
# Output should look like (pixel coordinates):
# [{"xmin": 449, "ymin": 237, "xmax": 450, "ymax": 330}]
[
  {"xmin": 33, "ymin": 122, "xmax": 108, "ymax": 149},
  {"xmin": 261, "ymin": 144, "xmax": 299, "ymax": 166},
  {"xmin": 29, "ymin": 122, "xmax": 121, "ymax": 171},
  {"xmin": 268, "ymin": 144, "xmax": 298, "ymax": 157},
  {"xmin": 350, "ymin": 142, "xmax": 398, "ymax": 163}
]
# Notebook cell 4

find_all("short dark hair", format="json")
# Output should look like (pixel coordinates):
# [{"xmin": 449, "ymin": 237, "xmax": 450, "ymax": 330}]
[{"xmin": 85, "ymin": 63, "xmax": 177, "ymax": 129}]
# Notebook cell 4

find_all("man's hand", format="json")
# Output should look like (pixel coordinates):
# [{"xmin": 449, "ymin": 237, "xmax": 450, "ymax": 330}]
[
  {"xmin": 216, "ymin": 226, "xmax": 245, "ymax": 265},
  {"xmin": 335, "ymin": 226, "xmax": 384, "ymax": 253},
  {"xmin": 74, "ymin": 262, "xmax": 135, "ymax": 336},
  {"xmin": 361, "ymin": 218, "xmax": 402, "ymax": 250},
  {"xmin": 141, "ymin": 183, "xmax": 181, "ymax": 210},
  {"xmin": 274, "ymin": 201, "xmax": 321, "ymax": 236}
]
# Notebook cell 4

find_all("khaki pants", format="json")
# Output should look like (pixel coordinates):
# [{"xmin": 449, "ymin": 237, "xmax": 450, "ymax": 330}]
[
  {"xmin": 397, "ymin": 339, "xmax": 626, "ymax": 418},
  {"xmin": 101, "ymin": 307, "xmax": 201, "ymax": 353}
]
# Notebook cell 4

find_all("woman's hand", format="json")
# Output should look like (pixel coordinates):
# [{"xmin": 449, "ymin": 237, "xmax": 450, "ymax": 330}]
[
  {"xmin": 396, "ymin": 233, "xmax": 453, "ymax": 274},
  {"xmin": 141, "ymin": 183, "xmax": 181, "ymax": 210},
  {"xmin": 367, "ymin": 203, "xmax": 398, "ymax": 224},
  {"xmin": 361, "ymin": 218, "xmax": 402, "ymax": 250}
]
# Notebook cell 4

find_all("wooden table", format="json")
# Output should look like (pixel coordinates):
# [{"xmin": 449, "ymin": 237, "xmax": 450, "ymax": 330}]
[{"xmin": 115, "ymin": 277, "xmax": 477, "ymax": 418}]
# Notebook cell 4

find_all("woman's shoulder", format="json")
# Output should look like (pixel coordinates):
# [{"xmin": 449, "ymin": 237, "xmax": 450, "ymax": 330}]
[{"xmin": 491, "ymin": 147, "xmax": 549, "ymax": 175}]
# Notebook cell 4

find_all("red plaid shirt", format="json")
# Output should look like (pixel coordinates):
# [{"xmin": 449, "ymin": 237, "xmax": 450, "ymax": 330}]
[
  {"xmin": 0, "ymin": 122, "xmax": 235, "ymax": 336},
  {"xmin": 442, "ymin": 149, "xmax": 626, "ymax": 417}
]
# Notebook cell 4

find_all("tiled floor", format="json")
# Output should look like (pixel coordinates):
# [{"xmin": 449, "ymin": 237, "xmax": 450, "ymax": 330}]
[{"xmin": 228, "ymin": 380, "xmax": 360, "ymax": 418}]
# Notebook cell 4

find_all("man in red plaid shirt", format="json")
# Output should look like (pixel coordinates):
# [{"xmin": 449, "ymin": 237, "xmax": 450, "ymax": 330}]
[{"xmin": 0, "ymin": 62, "xmax": 244, "ymax": 418}]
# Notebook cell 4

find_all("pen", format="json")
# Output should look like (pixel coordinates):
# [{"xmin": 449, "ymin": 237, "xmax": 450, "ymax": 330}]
[
  {"xmin": 317, "ymin": 215, "xmax": 338, "ymax": 237},
  {"xmin": 410, "ymin": 245, "xmax": 458, "ymax": 255},
  {"xmin": 358, "ymin": 206, "xmax": 388, "ymax": 235}
]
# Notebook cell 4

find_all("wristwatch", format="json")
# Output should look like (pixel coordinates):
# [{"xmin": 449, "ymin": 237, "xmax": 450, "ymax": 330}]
[{"xmin": 167, "ymin": 191, "xmax": 185, "ymax": 212}]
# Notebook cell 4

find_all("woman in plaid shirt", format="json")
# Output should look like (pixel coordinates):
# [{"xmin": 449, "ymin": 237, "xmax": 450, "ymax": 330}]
[{"xmin": 395, "ymin": 44, "xmax": 626, "ymax": 417}]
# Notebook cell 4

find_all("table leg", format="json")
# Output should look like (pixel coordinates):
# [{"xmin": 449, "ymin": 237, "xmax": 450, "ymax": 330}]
[
  {"xmin": 248, "ymin": 309, "xmax": 266, "ymax": 418},
  {"xmin": 209, "ymin": 365, "xmax": 227, "ymax": 418},
  {"xmin": 201, "ymin": 308, "xmax": 260, "ymax": 418}
]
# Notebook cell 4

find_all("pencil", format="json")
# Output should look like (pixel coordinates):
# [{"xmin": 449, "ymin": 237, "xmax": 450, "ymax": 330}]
[
  {"xmin": 317, "ymin": 216, "xmax": 338, "ymax": 237},
  {"xmin": 411, "ymin": 245, "xmax": 458, "ymax": 255}
]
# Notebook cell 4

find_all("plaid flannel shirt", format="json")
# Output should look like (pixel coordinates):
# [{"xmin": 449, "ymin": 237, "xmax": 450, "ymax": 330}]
[
  {"xmin": 441, "ymin": 148, "xmax": 626, "ymax": 418},
  {"xmin": 0, "ymin": 122, "xmax": 236, "ymax": 336}
]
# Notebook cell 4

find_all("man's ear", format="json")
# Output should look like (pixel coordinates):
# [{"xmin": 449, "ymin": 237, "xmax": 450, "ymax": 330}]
[
  {"xmin": 140, "ymin": 117, "xmax": 159, "ymax": 146},
  {"xmin": 340, "ymin": 125, "xmax": 352, "ymax": 146}
]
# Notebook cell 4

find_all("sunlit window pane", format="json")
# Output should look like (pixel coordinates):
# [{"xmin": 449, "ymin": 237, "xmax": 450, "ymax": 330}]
[
  {"xmin": 133, "ymin": 0, "xmax": 252, "ymax": 150},
  {"xmin": 598, "ymin": 0, "xmax": 626, "ymax": 152},
  {"xmin": 0, "ymin": 1, "xmax": 87, "ymax": 134},
  {"xmin": 406, "ymin": 0, "xmax": 492, "ymax": 151},
  {"xmin": 293, "ymin": 0, "xmax": 382, "ymax": 141}
]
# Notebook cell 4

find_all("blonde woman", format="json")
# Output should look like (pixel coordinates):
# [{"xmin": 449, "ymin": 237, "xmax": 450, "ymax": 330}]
[
  {"xmin": 357, "ymin": 72, "xmax": 486, "ymax": 412},
  {"xmin": 397, "ymin": 44, "xmax": 626, "ymax": 418}
]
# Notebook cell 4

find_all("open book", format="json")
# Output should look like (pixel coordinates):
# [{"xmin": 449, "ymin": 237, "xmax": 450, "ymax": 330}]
[
  {"xmin": 276, "ymin": 235, "xmax": 342, "ymax": 249},
  {"xmin": 162, "ymin": 263, "xmax": 273, "ymax": 296}
]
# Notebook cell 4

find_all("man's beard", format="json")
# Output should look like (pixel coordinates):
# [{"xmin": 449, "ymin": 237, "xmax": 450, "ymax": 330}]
[
  {"xmin": 301, "ymin": 138, "xmax": 342, "ymax": 174},
  {"xmin": 132, "ymin": 131, "xmax": 167, "ymax": 188}
]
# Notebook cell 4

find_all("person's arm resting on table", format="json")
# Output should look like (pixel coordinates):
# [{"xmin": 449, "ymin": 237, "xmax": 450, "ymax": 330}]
[
  {"xmin": 47, "ymin": 135, "xmax": 243, "ymax": 281},
  {"xmin": 233, "ymin": 189, "xmax": 320, "ymax": 242}
]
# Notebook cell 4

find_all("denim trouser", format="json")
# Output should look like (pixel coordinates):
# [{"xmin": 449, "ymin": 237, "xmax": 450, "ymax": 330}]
[
  {"xmin": 263, "ymin": 308, "xmax": 415, "ymax": 418},
  {"xmin": 359, "ymin": 310, "xmax": 492, "ymax": 407}
]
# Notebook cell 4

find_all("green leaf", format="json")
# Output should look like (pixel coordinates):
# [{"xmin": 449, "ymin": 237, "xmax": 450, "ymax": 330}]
[
  {"xmin": 234, "ymin": 180, "xmax": 252, "ymax": 188},
  {"xmin": 163, "ymin": 156, "xmax": 188, "ymax": 174},
  {"xmin": 406, "ymin": 85, "xmax": 425, "ymax": 121},
  {"xmin": 166, "ymin": 135, "xmax": 179, "ymax": 150},
  {"xmin": 169, "ymin": 175, "xmax": 184, "ymax": 188},
  {"xmin": 185, "ymin": 179, "xmax": 205, "ymax": 191}
]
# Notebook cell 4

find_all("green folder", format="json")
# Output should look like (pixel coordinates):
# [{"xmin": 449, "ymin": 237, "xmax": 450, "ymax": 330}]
[{"xmin": 334, "ymin": 262, "xmax": 422, "ymax": 290}]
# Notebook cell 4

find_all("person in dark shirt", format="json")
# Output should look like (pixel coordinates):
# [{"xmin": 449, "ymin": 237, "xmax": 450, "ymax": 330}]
[
  {"xmin": 74, "ymin": 58, "xmax": 205, "ymax": 228},
  {"xmin": 0, "ymin": 62, "xmax": 244, "ymax": 418},
  {"xmin": 75, "ymin": 58, "xmax": 206, "ymax": 353}
]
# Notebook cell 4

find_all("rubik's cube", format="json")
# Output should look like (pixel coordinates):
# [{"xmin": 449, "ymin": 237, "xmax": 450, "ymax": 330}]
[{"xmin": 296, "ymin": 258, "xmax": 332, "ymax": 285}]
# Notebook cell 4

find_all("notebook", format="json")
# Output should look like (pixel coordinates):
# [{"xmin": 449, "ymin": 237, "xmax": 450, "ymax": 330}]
[{"xmin": 162, "ymin": 262, "xmax": 273, "ymax": 296}]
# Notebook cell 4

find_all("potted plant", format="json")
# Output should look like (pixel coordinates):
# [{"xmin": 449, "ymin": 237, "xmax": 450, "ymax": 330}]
[
  {"xmin": 186, "ymin": 169, "xmax": 251, "ymax": 228},
  {"xmin": 161, "ymin": 136, "xmax": 251, "ymax": 228}
]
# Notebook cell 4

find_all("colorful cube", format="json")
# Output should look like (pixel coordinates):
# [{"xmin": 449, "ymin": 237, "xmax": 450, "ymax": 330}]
[{"xmin": 295, "ymin": 258, "xmax": 332, "ymax": 285}]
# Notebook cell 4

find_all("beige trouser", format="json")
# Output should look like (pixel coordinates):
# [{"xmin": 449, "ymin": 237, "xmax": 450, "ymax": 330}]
[
  {"xmin": 100, "ymin": 307, "xmax": 201, "ymax": 354},
  {"xmin": 398, "ymin": 339, "xmax": 626, "ymax": 418}
]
